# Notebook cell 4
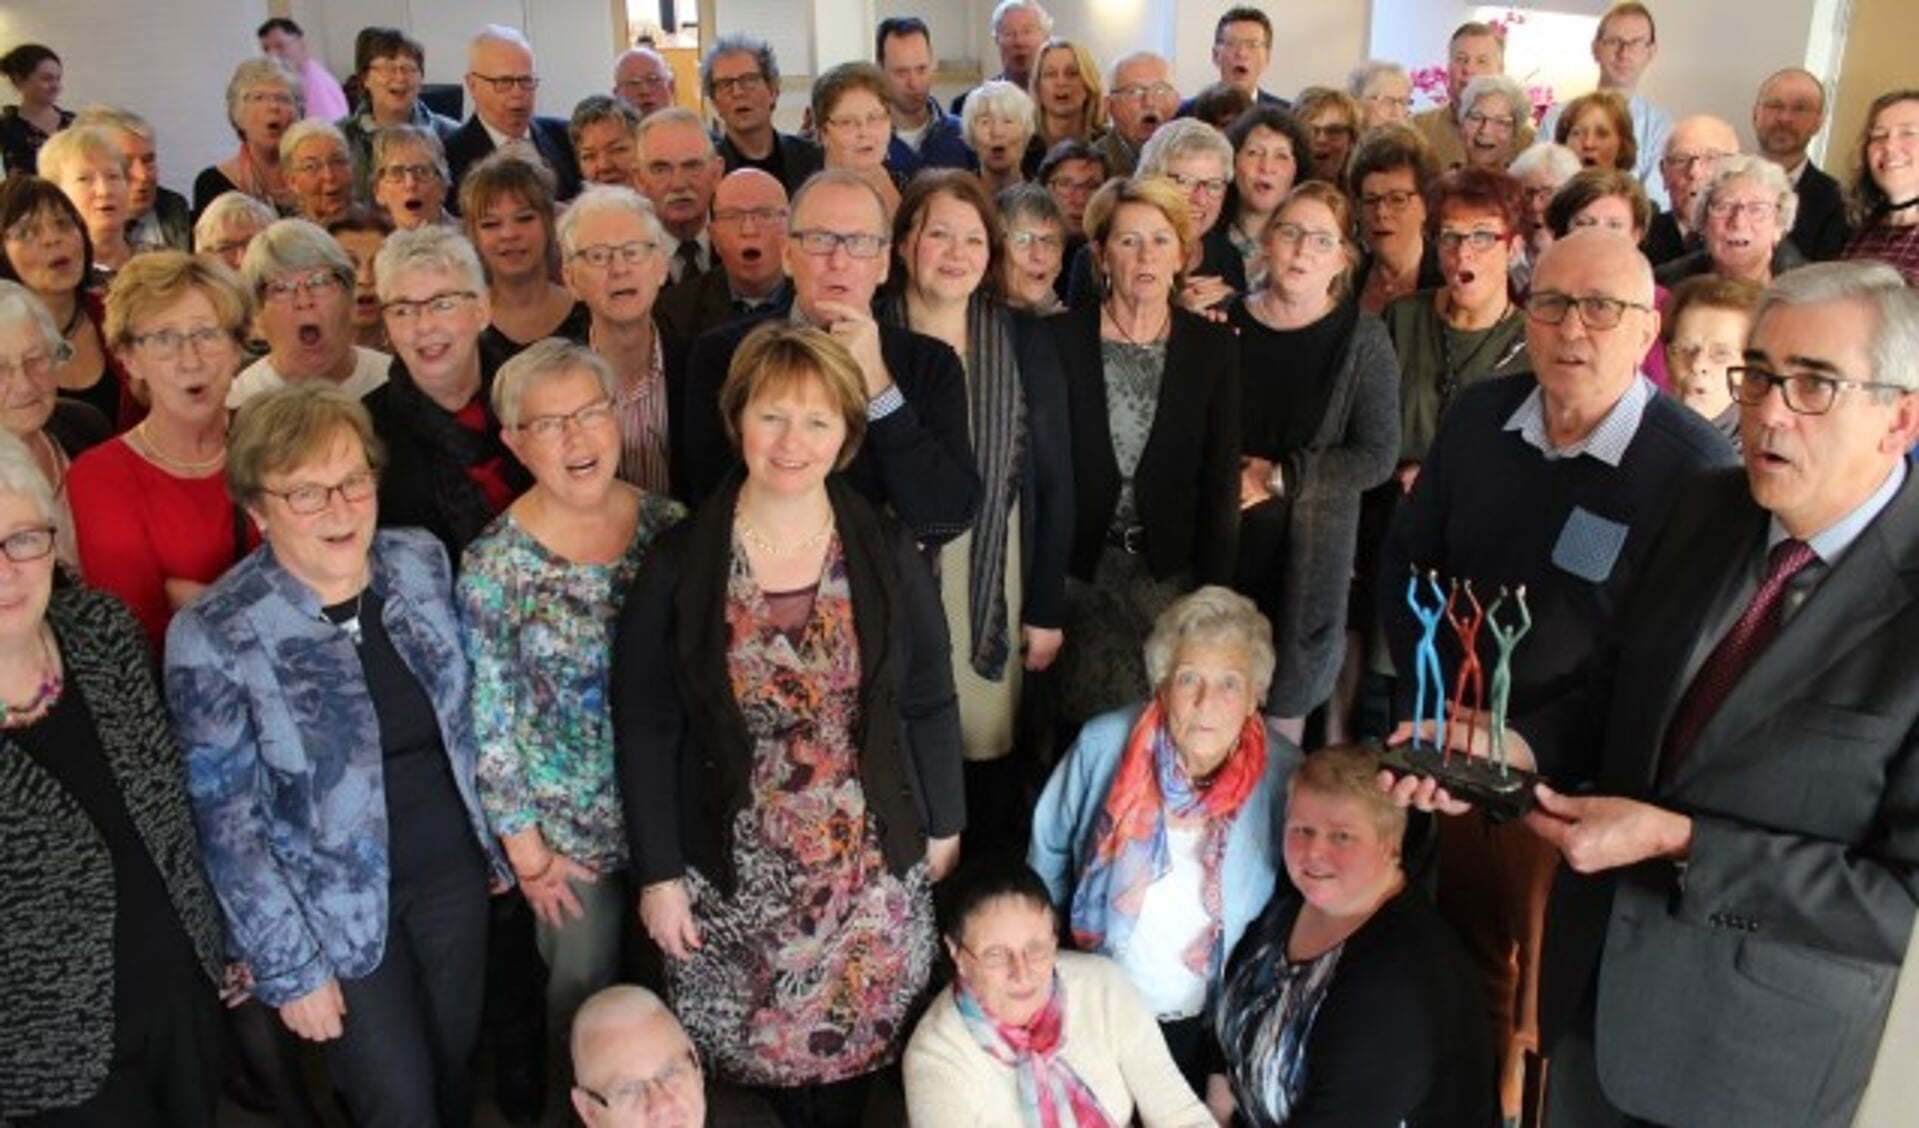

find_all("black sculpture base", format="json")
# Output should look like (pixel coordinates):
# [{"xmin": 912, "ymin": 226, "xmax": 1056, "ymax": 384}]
[{"xmin": 1375, "ymin": 740, "xmax": 1541, "ymax": 821}]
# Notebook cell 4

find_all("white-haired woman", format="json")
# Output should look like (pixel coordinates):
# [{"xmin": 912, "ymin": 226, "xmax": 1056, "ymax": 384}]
[
  {"xmin": 0, "ymin": 281, "xmax": 111, "ymax": 574},
  {"xmin": 963, "ymin": 80, "xmax": 1040, "ymax": 195},
  {"xmin": 558, "ymin": 185, "xmax": 683, "ymax": 500},
  {"xmin": 231, "ymin": 218, "xmax": 390, "ymax": 409},
  {"xmin": 194, "ymin": 57, "xmax": 302, "ymax": 217},
  {"xmin": 1656, "ymin": 154, "xmax": 1806, "ymax": 287},
  {"xmin": 1031, "ymin": 585, "xmax": 1300, "ymax": 1088},
  {"xmin": 281, "ymin": 120, "xmax": 353, "ymax": 228},
  {"xmin": 1457, "ymin": 74, "xmax": 1529, "ymax": 173},
  {"xmin": 1348, "ymin": 60, "xmax": 1413, "ymax": 133},
  {"xmin": 370, "ymin": 125, "xmax": 451, "ymax": 232},
  {"xmin": 72, "ymin": 104, "xmax": 194, "ymax": 255},
  {"xmin": 364, "ymin": 224, "xmax": 527, "ymax": 556},
  {"xmin": 37, "ymin": 125, "xmax": 133, "ymax": 277},
  {"xmin": 1507, "ymin": 141, "xmax": 1583, "ymax": 292},
  {"xmin": 192, "ymin": 191, "xmax": 277, "ymax": 273},
  {"xmin": 459, "ymin": 338, "xmax": 688, "ymax": 1097}
]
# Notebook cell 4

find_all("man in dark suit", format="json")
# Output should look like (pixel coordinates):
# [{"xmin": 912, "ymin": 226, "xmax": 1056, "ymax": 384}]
[
  {"xmin": 444, "ymin": 25, "xmax": 582, "ymax": 203},
  {"xmin": 1755, "ymin": 67, "xmax": 1850, "ymax": 261},
  {"xmin": 702, "ymin": 34, "xmax": 821, "ymax": 197},
  {"xmin": 1175, "ymin": 6, "xmax": 1290, "ymax": 118},
  {"xmin": 1411, "ymin": 261, "xmax": 1919, "ymax": 1127},
  {"xmin": 680, "ymin": 169, "xmax": 979, "ymax": 544},
  {"xmin": 1641, "ymin": 114, "xmax": 1738, "ymax": 266},
  {"xmin": 655, "ymin": 168, "xmax": 790, "ymax": 347}
]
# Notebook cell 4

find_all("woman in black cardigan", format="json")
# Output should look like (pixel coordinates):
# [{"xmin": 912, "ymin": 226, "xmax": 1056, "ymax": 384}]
[
  {"xmin": 613, "ymin": 322, "xmax": 963, "ymax": 1125},
  {"xmin": 0, "ymin": 428, "xmax": 226, "ymax": 1125},
  {"xmin": 1053, "ymin": 176, "xmax": 1239, "ymax": 729}
]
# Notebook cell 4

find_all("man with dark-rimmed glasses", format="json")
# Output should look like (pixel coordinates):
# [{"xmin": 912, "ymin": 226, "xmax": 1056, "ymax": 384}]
[{"xmin": 446, "ymin": 24, "xmax": 582, "ymax": 202}]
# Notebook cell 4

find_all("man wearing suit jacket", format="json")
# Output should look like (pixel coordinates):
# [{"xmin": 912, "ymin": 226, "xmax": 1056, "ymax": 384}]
[
  {"xmin": 1755, "ymin": 67, "xmax": 1851, "ymax": 262},
  {"xmin": 444, "ymin": 25, "xmax": 582, "ymax": 203},
  {"xmin": 655, "ymin": 168, "xmax": 791, "ymax": 347},
  {"xmin": 680, "ymin": 169, "xmax": 980, "ymax": 545},
  {"xmin": 1444, "ymin": 261, "xmax": 1919, "ymax": 1128}
]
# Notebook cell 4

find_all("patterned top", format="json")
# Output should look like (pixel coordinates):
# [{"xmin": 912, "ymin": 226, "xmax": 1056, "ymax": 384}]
[
  {"xmin": 459, "ymin": 494, "xmax": 686, "ymax": 872},
  {"xmin": 1843, "ymin": 221, "xmax": 1919, "ymax": 287},
  {"xmin": 1101, "ymin": 339, "xmax": 1166, "ymax": 531},
  {"xmin": 669, "ymin": 533, "xmax": 937, "ymax": 1087},
  {"xmin": 1215, "ymin": 914, "xmax": 1346, "ymax": 1126}
]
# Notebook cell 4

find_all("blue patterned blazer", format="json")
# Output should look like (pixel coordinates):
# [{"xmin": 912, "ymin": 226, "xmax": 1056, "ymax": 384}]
[{"xmin": 164, "ymin": 528, "xmax": 506, "ymax": 1007}]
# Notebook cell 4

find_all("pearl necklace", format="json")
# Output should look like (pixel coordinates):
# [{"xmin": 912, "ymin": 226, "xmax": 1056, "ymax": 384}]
[
  {"xmin": 736, "ymin": 512, "xmax": 834, "ymax": 557},
  {"xmin": 130, "ymin": 422, "xmax": 225, "ymax": 475}
]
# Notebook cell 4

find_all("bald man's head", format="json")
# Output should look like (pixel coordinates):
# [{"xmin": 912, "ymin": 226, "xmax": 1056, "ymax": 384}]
[
  {"xmin": 570, "ymin": 987, "xmax": 705, "ymax": 1127},
  {"xmin": 711, "ymin": 168, "xmax": 789, "ymax": 296},
  {"xmin": 1527, "ymin": 229, "xmax": 1660, "ymax": 420},
  {"xmin": 1661, "ymin": 116, "xmax": 1740, "ymax": 223}
]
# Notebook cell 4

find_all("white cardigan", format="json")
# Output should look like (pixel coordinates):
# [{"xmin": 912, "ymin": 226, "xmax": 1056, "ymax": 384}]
[{"xmin": 903, "ymin": 951, "xmax": 1216, "ymax": 1127}]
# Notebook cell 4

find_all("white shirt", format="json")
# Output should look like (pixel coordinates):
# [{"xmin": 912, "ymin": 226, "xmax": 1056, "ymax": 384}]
[
  {"xmin": 1117, "ymin": 824, "xmax": 1211, "ymax": 1019},
  {"xmin": 229, "ymin": 345, "xmax": 390, "ymax": 409}
]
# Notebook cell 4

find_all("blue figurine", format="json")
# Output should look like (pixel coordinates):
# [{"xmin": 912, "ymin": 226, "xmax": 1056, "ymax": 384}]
[{"xmin": 1407, "ymin": 568, "xmax": 1448, "ymax": 749}]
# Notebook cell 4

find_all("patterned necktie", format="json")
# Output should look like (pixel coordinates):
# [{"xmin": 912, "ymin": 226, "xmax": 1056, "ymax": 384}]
[{"xmin": 1660, "ymin": 538, "xmax": 1817, "ymax": 779}]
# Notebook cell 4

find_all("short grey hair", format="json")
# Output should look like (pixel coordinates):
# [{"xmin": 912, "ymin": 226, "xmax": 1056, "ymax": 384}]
[
  {"xmin": 371, "ymin": 124, "xmax": 449, "ymax": 184},
  {"xmin": 195, "ymin": 192, "xmax": 278, "ymax": 255},
  {"xmin": 961, "ymin": 80, "xmax": 1037, "ymax": 144},
  {"xmin": 225, "ymin": 57, "xmax": 304, "ymax": 137},
  {"xmin": 636, "ymin": 106, "xmax": 715, "ymax": 158},
  {"xmin": 1755, "ymin": 260, "xmax": 1919, "ymax": 392},
  {"xmin": 491, "ymin": 337, "xmax": 619, "ymax": 429},
  {"xmin": 1509, "ymin": 142, "xmax": 1582, "ymax": 184},
  {"xmin": 555, "ymin": 184, "xmax": 667, "ymax": 260},
  {"xmin": 240, "ymin": 218, "xmax": 354, "ymax": 296},
  {"xmin": 1692, "ymin": 153, "xmax": 1800, "ymax": 236},
  {"xmin": 279, "ymin": 119, "xmax": 349, "ymax": 167},
  {"xmin": 1460, "ymin": 74, "xmax": 1528, "ymax": 122},
  {"xmin": 0, "ymin": 281, "xmax": 71, "ymax": 368},
  {"xmin": 1347, "ymin": 59, "xmax": 1409, "ymax": 99},
  {"xmin": 373, "ymin": 224, "xmax": 486, "ymax": 301},
  {"xmin": 71, "ymin": 103, "xmax": 155, "ymax": 143},
  {"xmin": 1143, "ymin": 585, "xmax": 1277, "ymax": 701},
  {"xmin": 1105, "ymin": 50, "xmax": 1168, "ymax": 92},
  {"xmin": 470, "ymin": 23, "xmax": 533, "ymax": 60},
  {"xmin": 991, "ymin": 0, "xmax": 1054, "ymax": 35},
  {"xmin": 701, "ymin": 34, "xmax": 779, "ymax": 99},
  {"xmin": 0, "ymin": 427, "xmax": 56, "ymax": 525},
  {"xmin": 1137, "ymin": 118, "xmax": 1233, "ymax": 180}
]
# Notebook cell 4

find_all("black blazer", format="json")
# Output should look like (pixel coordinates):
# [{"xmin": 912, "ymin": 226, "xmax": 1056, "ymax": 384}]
[
  {"xmin": 611, "ymin": 473, "xmax": 965, "ymax": 896},
  {"xmin": 444, "ymin": 115, "xmax": 581, "ymax": 203},
  {"xmin": 681, "ymin": 313, "xmax": 981, "ymax": 546},
  {"xmin": 1054, "ymin": 302, "xmax": 1239, "ymax": 584},
  {"xmin": 715, "ymin": 130, "xmax": 823, "ymax": 197},
  {"xmin": 1640, "ymin": 210, "xmax": 1693, "ymax": 267},
  {"xmin": 654, "ymin": 269, "xmax": 791, "ymax": 348},
  {"xmin": 1791, "ymin": 161, "xmax": 1852, "ymax": 262},
  {"xmin": 1064, "ymin": 223, "xmax": 1248, "ymax": 310}
]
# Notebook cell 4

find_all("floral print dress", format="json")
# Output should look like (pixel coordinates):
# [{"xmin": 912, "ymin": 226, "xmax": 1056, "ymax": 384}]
[{"xmin": 670, "ymin": 533, "xmax": 937, "ymax": 1088}]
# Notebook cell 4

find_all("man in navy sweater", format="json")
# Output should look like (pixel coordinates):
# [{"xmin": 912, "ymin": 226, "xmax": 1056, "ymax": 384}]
[{"xmin": 1380, "ymin": 229, "xmax": 1734, "ymax": 1121}]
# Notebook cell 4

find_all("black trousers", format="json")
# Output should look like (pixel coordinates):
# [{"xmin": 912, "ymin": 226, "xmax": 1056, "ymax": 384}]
[{"xmin": 754, "ymin": 1072, "xmax": 876, "ymax": 1128}]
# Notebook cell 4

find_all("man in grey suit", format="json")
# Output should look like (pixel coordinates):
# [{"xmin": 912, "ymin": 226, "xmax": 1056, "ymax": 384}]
[{"xmin": 1421, "ymin": 261, "xmax": 1919, "ymax": 1127}]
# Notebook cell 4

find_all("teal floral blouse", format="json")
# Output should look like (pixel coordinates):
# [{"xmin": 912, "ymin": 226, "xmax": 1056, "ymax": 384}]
[{"xmin": 458, "ymin": 494, "xmax": 686, "ymax": 872}]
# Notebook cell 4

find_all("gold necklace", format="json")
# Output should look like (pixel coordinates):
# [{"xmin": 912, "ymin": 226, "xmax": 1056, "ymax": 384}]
[
  {"xmin": 131, "ymin": 421, "xmax": 225, "ymax": 475},
  {"xmin": 736, "ymin": 511, "xmax": 834, "ymax": 557}
]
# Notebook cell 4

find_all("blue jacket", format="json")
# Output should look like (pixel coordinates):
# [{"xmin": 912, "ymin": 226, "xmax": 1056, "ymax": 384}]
[
  {"xmin": 1028, "ymin": 704, "xmax": 1299, "ymax": 991},
  {"xmin": 165, "ymin": 528, "xmax": 507, "ymax": 1006},
  {"xmin": 885, "ymin": 98, "xmax": 978, "ymax": 179}
]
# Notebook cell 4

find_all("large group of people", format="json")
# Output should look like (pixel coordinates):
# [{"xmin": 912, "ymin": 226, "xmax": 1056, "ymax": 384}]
[{"xmin": 2, "ymin": 2, "xmax": 1918, "ymax": 1126}]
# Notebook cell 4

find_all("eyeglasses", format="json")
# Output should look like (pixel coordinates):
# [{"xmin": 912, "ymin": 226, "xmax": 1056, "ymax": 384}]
[
  {"xmin": 1463, "ymin": 110, "xmax": 1517, "ymax": 134},
  {"xmin": 619, "ymin": 73, "xmax": 671, "ymax": 91},
  {"xmin": 264, "ymin": 271, "xmax": 346, "ymax": 304},
  {"xmin": 1360, "ymin": 94, "xmax": 1412, "ymax": 111},
  {"xmin": 1166, "ymin": 171, "xmax": 1228, "ymax": 198},
  {"xmin": 261, "ymin": 470, "xmax": 377, "ymax": 515},
  {"xmin": 378, "ymin": 163, "xmax": 441, "ymax": 184},
  {"xmin": 1309, "ymin": 123, "xmax": 1355, "ymax": 141},
  {"xmin": 1727, "ymin": 365, "xmax": 1909, "ymax": 416},
  {"xmin": 0, "ymin": 346, "xmax": 68, "ymax": 383},
  {"xmin": 959, "ymin": 938, "xmax": 1058, "ymax": 973},
  {"xmin": 1048, "ymin": 175, "xmax": 1105, "ymax": 193},
  {"xmin": 1436, "ymin": 229, "xmax": 1507, "ymax": 253},
  {"xmin": 569, "ymin": 240, "xmax": 660, "ymax": 268},
  {"xmin": 1007, "ymin": 230, "xmax": 1063, "ymax": 252},
  {"xmin": 289, "ymin": 154, "xmax": 351, "ymax": 177},
  {"xmin": 789, "ymin": 229, "xmax": 888, "ymax": 259},
  {"xmin": 1216, "ymin": 35, "xmax": 1268, "ymax": 52},
  {"xmin": 1705, "ymin": 198, "xmax": 1780, "ymax": 222},
  {"xmin": 0, "ymin": 526, "xmax": 56, "ymax": 563},
  {"xmin": 1525, "ymin": 291, "xmax": 1651, "ymax": 331},
  {"xmin": 1758, "ymin": 98, "xmax": 1821, "ymax": 118},
  {"xmin": 1359, "ymin": 189, "xmax": 1417, "ymax": 212},
  {"xmin": 382, "ymin": 290, "xmax": 478, "ymax": 323},
  {"xmin": 365, "ymin": 59, "xmax": 422, "ymax": 79},
  {"xmin": 1596, "ymin": 34, "xmax": 1653, "ymax": 52},
  {"xmin": 518, "ymin": 398, "xmax": 617, "ymax": 441},
  {"xmin": 1111, "ymin": 82, "xmax": 1177, "ymax": 103},
  {"xmin": 1668, "ymin": 341, "xmax": 1741, "ymax": 366},
  {"xmin": 1271, "ymin": 223, "xmax": 1341, "ymax": 253},
  {"xmin": 825, "ymin": 110, "xmax": 890, "ymax": 132},
  {"xmin": 242, "ymin": 90, "xmax": 296, "ymax": 108},
  {"xmin": 469, "ymin": 72, "xmax": 540, "ymax": 93},
  {"xmin": 709, "ymin": 72, "xmax": 767, "ymax": 97},
  {"xmin": 713, "ymin": 205, "xmax": 788, "ymax": 227},
  {"xmin": 575, "ymin": 1050, "xmax": 701, "ymax": 1113},
  {"xmin": 129, "ymin": 325, "xmax": 232, "ymax": 359},
  {"xmin": 1660, "ymin": 150, "xmax": 1730, "ymax": 172}
]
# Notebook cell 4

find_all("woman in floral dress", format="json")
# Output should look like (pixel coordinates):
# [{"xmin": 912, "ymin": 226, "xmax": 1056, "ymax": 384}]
[{"xmin": 613, "ymin": 321, "xmax": 965, "ymax": 1126}]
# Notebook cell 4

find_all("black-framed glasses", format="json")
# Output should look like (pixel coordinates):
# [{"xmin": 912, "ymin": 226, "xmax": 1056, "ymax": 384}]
[
  {"xmin": 574, "ymin": 1049, "xmax": 701, "ymax": 1112},
  {"xmin": 518, "ymin": 399, "xmax": 616, "ymax": 441},
  {"xmin": 709, "ymin": 72, "xmax": 767, "ymax": 97},
  {"xmin": 261, "ymin": 470, "xmax": 378, "ymax": 515},
  {"xmin": 1726, "ymin": 365, "xmax": 1910, "ymax": 416},
  {"xmin": 378, "ymin": 163, "xmax": 442, "ymax": 184},
  {"xmin": 958, "ymin": 937, "xmax": 1058, "ymax": 973},
  {"xmin": 468, "ymin": 72, "xmax": 540, "ymax": 93},
  {"xmin": 1436, "ymin": 229, "xmax": 1506, "ymax": 253},
  {"xmin": 1525, "ymin": 291, "xmax": 1651, "ymax": 331},
  {"xmin": 264, "ymin": 271, "xmax": 346, "ymax": 304},
  {"xmin": 1359, "ymin": 189, "xmax": 1417, "ymax": 212},
  {"xmin": 788, "ymin": 229, "xmax": 888, "ymax": 259},
  {"xmin": 0, "ymin": 525, "xmax": 56, "ymax": 563},
  {"xmin": 381, "ymin": 291, "xmax": 477, "ymax": 324}
]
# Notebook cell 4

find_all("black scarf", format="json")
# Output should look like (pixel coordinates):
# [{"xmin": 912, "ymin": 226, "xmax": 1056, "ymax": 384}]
[{"xmin": 380, "ymin": 361, "xmax": 523, "ymax": 551}]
